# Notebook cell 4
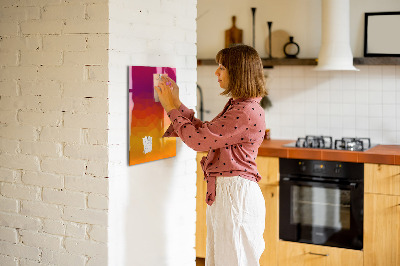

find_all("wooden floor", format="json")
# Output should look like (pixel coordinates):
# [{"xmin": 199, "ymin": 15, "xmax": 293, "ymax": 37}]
[{"xmin": 196, "ymin": 257, "xmax": 205, "ymax": 266}]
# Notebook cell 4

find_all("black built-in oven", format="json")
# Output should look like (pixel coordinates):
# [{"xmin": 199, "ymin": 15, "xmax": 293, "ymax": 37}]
[{"xmin": 279, "ymin": 158, "xmax": 364, "ymax": 250}]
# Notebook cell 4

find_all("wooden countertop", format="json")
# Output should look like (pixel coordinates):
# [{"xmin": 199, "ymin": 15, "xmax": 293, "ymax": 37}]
[{"xmin": 258, "ymin": 139, "xmax": 400, "ymax": 165}]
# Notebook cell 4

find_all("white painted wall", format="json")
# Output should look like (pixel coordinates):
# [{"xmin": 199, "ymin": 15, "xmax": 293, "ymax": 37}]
[
  {"xmin": 108, "ymin": 0, "xmax": 198, "ymax": 265},
  {"xmin": 0, "ymin": 1, "xmax": 109, "ymax": 265},
  {"xmin": 197, "ymin": 0, "xmax": 400, "ymax": 145}
]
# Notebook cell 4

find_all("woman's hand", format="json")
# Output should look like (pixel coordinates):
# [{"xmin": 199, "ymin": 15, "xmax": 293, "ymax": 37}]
[
  {"xmin": 154, "ymin": 80, "xmax": 176, "ymax": 113},
  {"xmin": 163, "ymin": 76, "xmax": 181, "ymax": 109}
]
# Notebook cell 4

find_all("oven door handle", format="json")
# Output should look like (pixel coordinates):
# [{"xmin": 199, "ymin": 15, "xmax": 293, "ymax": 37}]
[{"xmin": 281, "ymin": 177, "xmax": 357, "ymax": 188}]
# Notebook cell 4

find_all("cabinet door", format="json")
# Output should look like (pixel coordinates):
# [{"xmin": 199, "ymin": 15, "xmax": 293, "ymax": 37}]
[
  {"xmin": 365, "ymin": 164, "xmax": 400, "ymax": 196},
  {"xmin": 256, "ymin": 156, "xmax": 279, "ymax": 186},
  {"xmin": 364, "ymin": 193, "xmax": 400, "ymax": 266},
  {"xmin": 196, "ymin": 152, "xmax": 208, "ymax": 258},
  {"xmin": 278, "ymin": 241, "xmax": 363, "ymax": 266},
  {"xmin": 259, "ymin": 185, "xmax": 279, "ymax": 266}
]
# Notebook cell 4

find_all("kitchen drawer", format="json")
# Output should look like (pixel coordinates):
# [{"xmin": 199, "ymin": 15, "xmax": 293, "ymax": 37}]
[
  {"xmin": 365, "ymin": 163, "xmax": 400, "ymax": 196},
  {"xmin": 278, "ymin": 241, "xmax": 363, "ymax": 266}
]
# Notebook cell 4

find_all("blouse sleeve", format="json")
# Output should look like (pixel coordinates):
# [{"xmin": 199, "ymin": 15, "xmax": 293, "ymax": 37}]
[
  {"xmin": 163, "ymin": 103, "xmax": 205, "ymax": 137},
  {"xmin": 166, "ymin": 106, "xmax": 254, "ymax": 152}
]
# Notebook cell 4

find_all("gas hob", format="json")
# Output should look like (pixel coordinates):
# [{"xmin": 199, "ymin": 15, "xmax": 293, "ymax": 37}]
[{"xmin": 283, "ymin": 135, "xmax": 376, "ymax": 152}]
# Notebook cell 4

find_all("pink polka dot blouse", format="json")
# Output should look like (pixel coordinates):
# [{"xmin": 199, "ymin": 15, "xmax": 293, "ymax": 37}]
[{"xmin": 163, "ymin": 97, "xmax": 266, "ymax": 206}]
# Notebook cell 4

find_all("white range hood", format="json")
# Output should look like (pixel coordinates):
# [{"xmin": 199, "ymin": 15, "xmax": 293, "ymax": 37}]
[{"xmin": 314, "ymin": 0, "xmax": 359, "ymax": 71}]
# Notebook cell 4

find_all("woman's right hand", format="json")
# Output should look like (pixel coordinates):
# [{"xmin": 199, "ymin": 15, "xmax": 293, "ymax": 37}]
[{"xmin": 162, "ymin": 76, "xmax": 181, "ymax": 109}]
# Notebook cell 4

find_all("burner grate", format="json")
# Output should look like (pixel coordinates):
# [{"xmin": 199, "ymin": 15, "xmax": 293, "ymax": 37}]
[
  {"xmin": 296, "ymin": 135, "xmax": 333, "ymax": 149},
  {"xmin": 334, "ymin": 137, "xmax": 371, "ymax": 151}
]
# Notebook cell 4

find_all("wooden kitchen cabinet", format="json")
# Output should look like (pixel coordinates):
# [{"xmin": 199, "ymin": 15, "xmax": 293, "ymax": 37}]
[
  {"xmin": 278, "ymin": 241, "xmax": 363, "ymax": 266},
  {"xmin": 255, "ymin": 156, "xmax": 279, "ymax": 186},
  {"xmin": 364, "ymin": 163, "xmax": 400, "ymax": 196},
  {"xmin": 364, "ymin": 193, "xmax": 400, "ymax": 266},
  {"xmin": 259, "ymin": 184, "xmax": 279, "ymax": 266},
  {"xmin": 196, "ymin": 152, "xmax": 208, "ymax": 258},
  {"xmin": 364, "ymin": 163, "xmax": 400, "ymax": 266}
]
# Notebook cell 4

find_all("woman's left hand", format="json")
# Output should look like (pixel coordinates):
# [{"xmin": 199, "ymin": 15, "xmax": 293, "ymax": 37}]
[{"xmin": 154, "ymin": 79, "xmax": 177, "ymax": 113}]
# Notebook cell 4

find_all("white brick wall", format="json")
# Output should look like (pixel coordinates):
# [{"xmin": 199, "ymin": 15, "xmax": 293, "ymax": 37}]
[
  {"xmin": 0, "ymin": 1, "xmax": 109, "ymax": 265},
  {"xmin": 108, "ymin": 0, "xmax": 197, "ymax": 265},
  {"xmin": 2, "ymin": 0, "xmax": 198, "ymax": 265}
]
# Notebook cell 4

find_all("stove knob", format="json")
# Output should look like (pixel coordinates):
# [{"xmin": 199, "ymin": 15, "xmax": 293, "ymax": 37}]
[{"xmin": 298, "ymin": 162, "xmax": 306, "ymax": 171}]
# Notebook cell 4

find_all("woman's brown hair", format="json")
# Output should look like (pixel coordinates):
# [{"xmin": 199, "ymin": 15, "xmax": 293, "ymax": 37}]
[{"xmin": 215, "ymin": 45, "xmax": 267, "ymax": 99}]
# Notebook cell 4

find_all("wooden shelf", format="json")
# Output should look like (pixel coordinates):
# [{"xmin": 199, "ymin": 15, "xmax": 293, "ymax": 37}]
[
  {"xmin": 197, "ymin": 58, "xmax": 317, "ymax": 67},
  {"xmin": 197, "ymin": 57, "xmax": 400, "ymax": 68},
  {"xmin": 262, "ymin": 58, "xmax": 317, "ymax": 67},
  {"xmin": 353, "ymin": 57, "xmax": 400, "ymax": 65}
]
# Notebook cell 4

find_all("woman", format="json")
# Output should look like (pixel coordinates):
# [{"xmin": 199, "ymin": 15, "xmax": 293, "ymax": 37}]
[{"xmin": 155, "ymin": 45, "xmax": 267, "ymax": 266}]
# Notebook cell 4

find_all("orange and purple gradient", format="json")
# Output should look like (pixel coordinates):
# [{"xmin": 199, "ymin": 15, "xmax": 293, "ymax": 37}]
[{"xmin": 129, "ymin": 66, "xmax": 176, "ymax": 165}]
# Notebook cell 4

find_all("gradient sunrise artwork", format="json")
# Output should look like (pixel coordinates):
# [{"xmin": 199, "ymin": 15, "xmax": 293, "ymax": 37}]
[{"xmin": 129, "ymin": 66, "xmax": 176, "ymax": 166}]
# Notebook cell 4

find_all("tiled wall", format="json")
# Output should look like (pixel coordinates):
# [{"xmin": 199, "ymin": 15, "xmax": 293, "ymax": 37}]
[{"xmin": 197, "ymin": 65, "xmax": 400, "ymax": 145}]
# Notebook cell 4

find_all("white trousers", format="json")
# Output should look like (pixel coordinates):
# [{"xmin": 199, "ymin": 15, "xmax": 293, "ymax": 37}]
[{"xmin": 205, "ymin": 176, "xmax": 266, "ymax": 266}]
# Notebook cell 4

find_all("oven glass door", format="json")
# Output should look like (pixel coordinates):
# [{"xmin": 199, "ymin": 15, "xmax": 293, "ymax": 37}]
[{"xmin": 280, "ymin": 178, "xmax": 363, "ymax": 250}]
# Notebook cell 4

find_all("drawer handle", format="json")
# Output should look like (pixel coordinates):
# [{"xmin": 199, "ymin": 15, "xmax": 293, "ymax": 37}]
[{"xmin": 309, "ymin": 252, "xmax": 329, "ymax": 257}]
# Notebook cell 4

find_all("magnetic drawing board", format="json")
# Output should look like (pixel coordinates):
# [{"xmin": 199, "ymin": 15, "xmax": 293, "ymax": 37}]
[{"xmin": 129, "ymin": 66, "xmax": 176, "ymax": 165}]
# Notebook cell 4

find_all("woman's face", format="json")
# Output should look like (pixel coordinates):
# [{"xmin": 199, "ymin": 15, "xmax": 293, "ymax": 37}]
[{"xmin": 215, "ymin": 64, "xmax": 229, "ymax": 89}]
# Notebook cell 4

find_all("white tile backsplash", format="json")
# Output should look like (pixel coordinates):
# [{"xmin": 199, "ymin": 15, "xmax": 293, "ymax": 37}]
[
  {"xmin": 356, "ymin": 129, "xmax": 370, "ymax": 138},
  {"xmin": 356, "ymin": 117, "xmax": 369, "ymax": 130},
  {"xmin": 369, "ymin": 90, "xmax": 383, "ymax": 104},
  {"xmin": 355, "ymin": 68, "xmax": 369, "ymax": 90},
  {"xmin": 369, "ymin": 117, "xmax": 383, "ymax": 130},
  {"xmin": 382, "ymin": 65, "xmax": 396, "ymax": 76},
  {"xmin": 383, "ymin": 104, "xmax": 396, "ymax": 118},
  {"xmin": 383, "ymin": 77, "xmax": 396, "ymax": 91},
  {"xmin": 197, "ymin": 65, "xmax": 400, "ymax": 144},
  {"xmin": 343, "ymin": 128, "xmax": 357, "ymax": 138},
  {"xmin": 330, "ymin": 78, "xmax": 343, "ymax": 92},
  {"xmin": 342, "ymin": 104, "xmax": 355, "ymax": 116},
  {"xmin": 331, "ymin": 89, "xmax": 343, "ymax": 103},
  {"xmin": 318, "ymin": 115, "xmax": 330, "ymax": 129},
  {"xmin": 293, "ymin": 77, "xmax": 306, "ymax": 90},
  {"xmin": 383, "ymin": 117, "xmax": 397, "ymax": 131},
  {"xmin": 292, "ymin": 67, "xmax": 306, "ymax": 77},
  {"xmin": 370, "ymin": 130, "xmax": 383, "ymax": 144},
  {"xmin": 355, "ymin": 104, "xmax": 369, "ymax": 117},
  {"xmin": 355, "ymin": 90, "xmax": 369, "ymax": 104},
  {"xmin": 343, "ymin": 116, "xmax": 356, "ymax": 129},
  {"xmin": 317, "ymin": 89, "xmax": 330, "ymax": 103},
  {"xmin": 342, "ymin": 90, "xmax": 355, "ymax": 104},
  {"xmin": 330, "ymin": 116, "xmax": 343, "ymax": 128},
  {"xmin": 383, "ymin": 91, "xmax": 396, "ymax": 104},
  {"xmin": 330, "ymin": 103, "xmax": 342, "ymax": 116},
  {"xmin": 369, "ymin": 76, "xmax": 383, "ymax": 91},
  {"xmin": 369, "ymin": 104, "xmax": 383, "ymax": 118}
]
